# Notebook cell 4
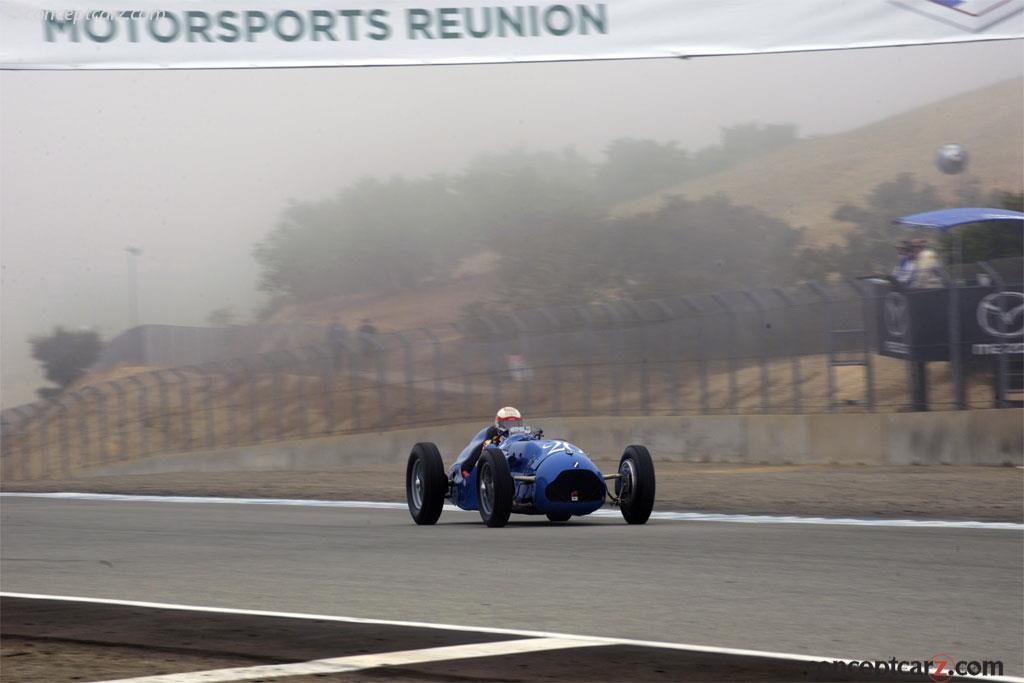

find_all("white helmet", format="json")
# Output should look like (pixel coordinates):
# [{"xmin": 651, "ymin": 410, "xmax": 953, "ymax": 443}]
[{"xmin": 495, "ymin": 406, "xmax": 523, "ymax": 432}]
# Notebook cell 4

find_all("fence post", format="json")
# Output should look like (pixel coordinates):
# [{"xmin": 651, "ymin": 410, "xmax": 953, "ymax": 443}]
[
  {"xmin": 576, "ymin": 306, "xmax": 596, "ymax": 415},
  {"xmin": 67, "ymin": 392, "xmax": 89, "ymax": 470},
  {"xmin": 651, "ymin": 300, "xmax": 680, "ymax": 415},
  {"xmin": 619, "ymin": 300, "xmax": 651, "ymax": 416},
  {"xmin": 773, "ymin": 288, "xmax": 803, "ymax": 414},
  {"xmin": 537, "ymin": 308, "xmax": 563, "ymax": 416},
  {"xmin": 346, "ymin": 339, "xmax": 362, "ymax": 432},
  {"xmin": 806, "ymin": 283, "xmax": 836, "ymax": 412},
  {"xmin": 680, "ymin": 297, "xmax": 709, "ymax": 415},
  {"xmin": 82, "ymin": 386, "xmax": 108, "ymax": 465},
  {"xmin": 742, "ymin": 291, "xmax": 770, "ymax": 414},
  {"xmin": 223, "ymin": 360, "xmax": 244, "ymax": 445},
  {"xmin": 300, "ymin": 349, "xmax": 314, "ymax": 439},
  {"xmin": 154, "ymin": 371, "xmax": 173, "ymax": 451},
  {"xmin": 307, "ymin": 346, "xmax": 333, "ymax": 434},
  {"xmin": 56, "ymin": 399, "xmax": 71, "ymax": 478},
  {"xmin": 197, "ymin": 364, "xmax": 217, "ymax": 449},
  {"xmin": 290, "ymin": 350, "xmax": 311, "ymax": 439},
  {"xmin": 477, "ymin": 316, "xmax": 503, "ymax": 418},
  {"xmin": 243, "ymin": 358, "xmax": 261, "ymax": 442},
  {"xmin": 168, "ymin": 369, "xmax": 193, "ymax": 450},
  {"xmin": 421, "ymin": 328, "xmax": 444, "ymax": 421},
  {"xmin": 268, "ymin": 352, "xmax": 285, "ymax": 440},
  {"xmin": 356, "ymin": 333, "xmax": 387, "ymax": 430},
  {"xmin": 24, "ymin": 405, "xmax": 42, "ymax": 479},
  {"xmin": 39, "ymin": 404, "xmax": 51, "ymax": 476},
  {"xmin": 393, "ymin": 333, "xmax": 416, "ymax": 428},
  {"xmin": 979, "ymin": 261, "xmax": 1009, "ymax": 407},
  {"xmin": 947, "ymin": 267, "xmax": 967, "ymax": 410},
  {"xmin": 599, "ymin": 304, "xmax": 624, "ymax": 416},
  {"xmin": 848, "ymin": 279, "xmax": 877, "ymax": 412},
  {"xmin": 7, "ymin": 407, "xmax": 30, "ymax": 480},
  {"xmin": 709, "ymin": 294, "xmax": 738, "ymax": 413},
  {"xmin": 110, "ymin": 381, "xmax": 128, "ymax": 461},
  {"xmin": 506, "ymin": 314, "xmax": 532, "ymax": 413},
  {"xmin": 125, "ymin": 376, "xmax": 149, "ymax": 455}
]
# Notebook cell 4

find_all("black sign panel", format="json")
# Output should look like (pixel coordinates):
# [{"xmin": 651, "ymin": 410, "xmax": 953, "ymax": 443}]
[{"xmin": 876, "ymin": 285, "xmax": 1024, "ymax": 361}]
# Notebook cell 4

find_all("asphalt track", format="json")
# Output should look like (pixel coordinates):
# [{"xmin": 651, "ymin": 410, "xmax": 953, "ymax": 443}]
[{"xmin": 1, "ymin": 496, "xmax": 1022, "ymax": 680}]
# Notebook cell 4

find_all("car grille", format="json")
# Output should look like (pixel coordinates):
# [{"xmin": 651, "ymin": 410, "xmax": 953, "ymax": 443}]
[{"xmin": 545, "ymin": 470, "xmax": 604, "ymax": 503}]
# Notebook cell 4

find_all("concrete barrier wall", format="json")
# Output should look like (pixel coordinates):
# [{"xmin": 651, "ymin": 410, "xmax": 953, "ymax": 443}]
[{"xmin": 82, "ymin": 409, "xmax": 1023, "ymax": 478}]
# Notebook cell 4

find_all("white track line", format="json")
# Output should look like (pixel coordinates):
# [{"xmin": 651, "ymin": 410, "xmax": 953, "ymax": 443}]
[
  {"xmin": 3, "ymin": 592, "xmax": 1022, "ymax": 683},
  {"xmin": 3, "ymin": 492, "xmax": 1021, "ymax": 530},
  {"xmin": 91, "ymin": 638, "xmax": 597, "ymax": 683}
]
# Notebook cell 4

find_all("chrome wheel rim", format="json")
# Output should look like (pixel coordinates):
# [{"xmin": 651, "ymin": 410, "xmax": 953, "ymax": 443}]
[
  {"xmin": 411, "ymin": 459, "xmax": 424, "ymax": 511},
  {"xmin": 479, "ymin": 462, "xmax": 494, "ymax": 516},
  {"xmin": 618, "ymin": 458, "xmax": 637, "ymax": 504}
]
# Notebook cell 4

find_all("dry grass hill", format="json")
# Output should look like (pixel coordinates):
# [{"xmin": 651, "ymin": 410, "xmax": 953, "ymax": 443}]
[{"xmin": 610, "ymin": 78, "xmax": 1024, "ymax": 244}]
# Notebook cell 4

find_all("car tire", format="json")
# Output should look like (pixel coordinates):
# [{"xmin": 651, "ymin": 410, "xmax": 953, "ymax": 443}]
[
  {"xmin": 616, "ymin": 445, "xmax": 655, "ymax": 525},
  {"xmin": 477, "ymin": 447, "xmax": 514, "ymax": 527},
  {"xmin": 546, "ymin": 511, "xmax": 571, "ymax": 522},
  {"xmin": 406, "ymin": 442, "xmax": 446, "ymax": 525}
]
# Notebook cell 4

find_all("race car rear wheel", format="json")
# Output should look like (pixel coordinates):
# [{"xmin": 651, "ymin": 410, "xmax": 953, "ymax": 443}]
[
  {"xmin": 406, "ymin": 442, "xmax": 446, "ymax": 525},
  {"xmin": 616, "ymin": 445, "xmax": 655, "ymax": 524},
  {"xmin": 477, "ymin": 447, "xmax": 513, "ymax": 528},
  {"xmin": 546, "ymin": 511, "xmax": 571, "ymax": 522}
]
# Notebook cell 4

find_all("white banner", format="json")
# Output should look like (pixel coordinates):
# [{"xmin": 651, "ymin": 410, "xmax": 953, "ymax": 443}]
[{"xmin": 1, "ymin": 0, "xmax": 1022, "ymax": 69}]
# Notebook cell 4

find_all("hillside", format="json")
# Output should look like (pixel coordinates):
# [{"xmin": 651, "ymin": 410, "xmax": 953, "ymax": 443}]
[
  {"xmin": 610, "ymin": 79, "xmax": 1024, "ymax": 243},
  {"xmin": 261, "ymin": 252, "xmax": 501, "ymax": 330}
]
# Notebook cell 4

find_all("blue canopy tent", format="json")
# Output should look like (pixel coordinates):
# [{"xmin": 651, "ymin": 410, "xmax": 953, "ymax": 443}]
[
  {"xmin": 893, "ymin": 207, "xmax": 1024, "ymax": 278},
  {"xmin": 894, "ymin": 207, "xmax": 1024, "ymax": 231}
]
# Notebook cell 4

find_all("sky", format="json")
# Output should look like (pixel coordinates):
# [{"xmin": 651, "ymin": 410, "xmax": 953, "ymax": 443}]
[{"xmin": 2, "ymin": 38, "xmax": 1023, "ymax": 407}]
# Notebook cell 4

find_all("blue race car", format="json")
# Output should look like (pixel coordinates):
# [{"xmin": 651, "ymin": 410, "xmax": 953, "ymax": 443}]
[{"xmin": 405, "ymin": 423, "xmax": 655, "ymax": 527}]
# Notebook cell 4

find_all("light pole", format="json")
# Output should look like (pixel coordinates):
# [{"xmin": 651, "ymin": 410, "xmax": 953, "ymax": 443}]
[{"xmin": 125, "ymin": 245, "xmax": 142, "ymax": 328}]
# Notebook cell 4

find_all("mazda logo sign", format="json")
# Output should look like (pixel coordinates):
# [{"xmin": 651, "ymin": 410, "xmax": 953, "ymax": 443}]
[
  {"xmin": 977, "ymin": 292, "xmax": 1024, "ymax": 339},
  {"xmin": 884, "ymin": 292, "xmax": 909, "ymax": 338}
]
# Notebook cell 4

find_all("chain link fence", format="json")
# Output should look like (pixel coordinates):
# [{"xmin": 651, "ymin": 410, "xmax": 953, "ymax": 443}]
[{"xmin": 2, "ymin": 261, "xmax": 1021, "ymax": 480}]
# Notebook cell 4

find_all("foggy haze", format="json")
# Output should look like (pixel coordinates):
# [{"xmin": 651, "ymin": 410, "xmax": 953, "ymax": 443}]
[{"xmin": 2, "ymin": 39, "xmax": 1022, "ymax": 406}]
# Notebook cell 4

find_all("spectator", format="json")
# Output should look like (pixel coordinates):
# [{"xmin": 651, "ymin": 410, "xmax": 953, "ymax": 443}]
[
  {"xmin": 327, "ymin": 319, "xmax": 348, "ymax": 367},
  {"xmin": 907, "ymin": 238, "xmax": 944, "ymax": 289},
  {"xmin": 358, "ymin": 318, "xmax": 378, "ymax": 336},
  {"xmin": 891, "ymin": 240, "xmax": 914, "ymax": 287},
  {"xmin": 357, "ymin": 318, "xmax": 378, "ymax": 359},
  {"xmin": 891, "ymin": 238, "xmax": 944, "ymax": 289}
]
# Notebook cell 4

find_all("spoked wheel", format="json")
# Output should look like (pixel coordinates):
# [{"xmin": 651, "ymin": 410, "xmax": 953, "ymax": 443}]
[
  {"xmin": 477, "ymin": 447, "xmax": 513, "ymax": 527},
  {"xmin": 406, "ymin": 442, "xmax": 446, "ymax": 525},
  {"xmin": 616, "ymin": 445, "xmax": 655, "ymax": 524}
]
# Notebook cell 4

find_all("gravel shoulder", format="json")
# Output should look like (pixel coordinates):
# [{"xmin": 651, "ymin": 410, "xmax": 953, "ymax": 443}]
[{"xmin": 4, "ymin": 463, "xmax": 1021, "ymax": 522}]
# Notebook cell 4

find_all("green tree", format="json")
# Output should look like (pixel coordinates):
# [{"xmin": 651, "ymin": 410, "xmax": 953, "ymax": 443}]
[
  {"xmin": 606, "ymin": 194, "xmax": 804, "ymax": 298},
  {"xmin": 937, "ymin": 190, "xmax": 1023, "ymax": 264},
  {"xmin": 799, "ymin": 173, "xmax": 943, "ymax": 279},
  {"xmin": 29, "ymin": 327, "xmax": 102, "ymax": 398},
  {"xmin": 594, "ymin": 139, "xmax": 691, "ymax": 204},
  {"xmin": 251, "ymin": 130, "xmax": 804, "ymax": 314}
]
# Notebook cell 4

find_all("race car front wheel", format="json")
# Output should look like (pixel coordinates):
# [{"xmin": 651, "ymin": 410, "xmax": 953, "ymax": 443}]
[
  {"xmin": 406, "ymin": 442, "xmax": 446, "ymax": 525},
  {"xmin": 617, "ymin": 445, "xmax": 656, "ymax": 524},
  {"xmin": 477, "ymin": 447, "xmax": 513, "ymax": 528}
]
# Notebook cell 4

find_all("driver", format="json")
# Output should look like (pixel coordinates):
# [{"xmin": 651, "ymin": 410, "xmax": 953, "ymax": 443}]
[
  {"xmin": 460, "ymin": 406, "xmax": 523, "ymax": 478},
  {"xmin": 492, "ymin": 405, "xmax": 524, "ymax": 437}
]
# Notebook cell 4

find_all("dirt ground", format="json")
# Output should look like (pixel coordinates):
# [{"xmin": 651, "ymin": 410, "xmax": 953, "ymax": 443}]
[{"xmin": 4, "ymin": 463, "xmax": 1021, "ymax": 522}]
